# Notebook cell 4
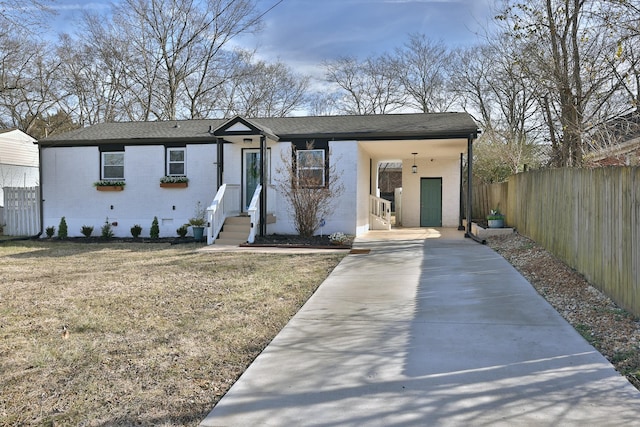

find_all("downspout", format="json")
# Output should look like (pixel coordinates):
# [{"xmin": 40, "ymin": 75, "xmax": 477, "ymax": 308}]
[
  {"xmin": 465, "ymin": 133, "xmax": 485, "ymax": 244},
  {"xmin": 34, "ymin": 143, "xmax": 43, "ymax": 239},
  {"xmin": 458, "ymin": 152, "xmax": 465, "ymax": 231},
  {"xmin": 259, "ymin": 134, "xmax": 266, "ymax": 237}
]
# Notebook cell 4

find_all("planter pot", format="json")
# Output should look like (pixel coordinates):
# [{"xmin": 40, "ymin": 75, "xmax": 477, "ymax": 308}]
[
  {"xmin": 488, "ymin": 218, "xmax": 504, "ymax": 228},
  {"xmin": 96, "ymin": 186, "xmax": 124, "ymax": 191},
  {"xmin": 160, "ymin": 182, "xmax": 188, "ymax": 188},
  {"xmin": 192, "ymin": 226, "xmax": 205, "ymax": 241}
]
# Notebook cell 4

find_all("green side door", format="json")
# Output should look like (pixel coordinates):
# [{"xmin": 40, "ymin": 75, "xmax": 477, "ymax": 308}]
[{"xmin": 420, "ymin": 178, "xmax": 442, "ymax": 227}]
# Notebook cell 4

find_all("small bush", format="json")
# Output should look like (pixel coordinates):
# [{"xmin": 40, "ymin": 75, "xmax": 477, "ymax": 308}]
[
  {"xmin": 176, "ymin": 224, "xmax": 188, "ymax": 238},
  {"xmin": 81, "ymin": 226, "xmax": 94, "ymax": 238},
  {"xmin": 45, "ymin": 226, "xmax": 55, "ymax": 238},
  {"xmin": 101, "ymin": 218, "xmax": 114, "ymax": 239},
  {"xmin": 130, "ymin": 224, "xmax": 142, "ymax": 238},
  {"xmin": 58, "ymin": 217, "xmax": 68, "ymax": 239},
  {"xmin": 150, "ymin": 216, "xmax": 160, "ymax": 239}
]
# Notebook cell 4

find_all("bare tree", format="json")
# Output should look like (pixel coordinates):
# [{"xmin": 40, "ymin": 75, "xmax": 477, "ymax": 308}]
[
  {"xmin": 393, "ymin": 34, "xmax": 457, "ymax": 113},
  {"xmin": 324, "ymin": 56, "xmax": 406, "ymax": 115},
  {"xmin": 74, "ymin": 0, "xmax": 262, "ymax": 121},
  {"xmin": 0, "ymin": 35, "xmax": 65, "ymax": 137},
  {"xmin": 274, "ymin": 143, "xmax": 344, "ymax": 237},
  {"xmin": 452, "ymin": 41, "xmax": 544, "ymax": 182},
  {"xmin": 0, "ymin": 0, "xmax": 55, "ymax": 36},
  {"xmin": 496, "ymin": 0, "xmax": 633, "ymax": 167},
  {"xmin": 218, "ymin": 51, "xmax": 310, "ymax": 117}
]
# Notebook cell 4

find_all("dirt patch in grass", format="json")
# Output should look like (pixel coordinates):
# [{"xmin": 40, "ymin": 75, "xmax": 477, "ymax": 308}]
[{"xmin": 0, "ymin": 241, "xmax": 345, "ymax": 426}]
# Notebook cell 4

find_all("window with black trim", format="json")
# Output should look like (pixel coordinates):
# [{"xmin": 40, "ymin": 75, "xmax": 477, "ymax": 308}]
[
  {"xmin": 296, "ymin": 149, "xmax": 325, "ymax": 187},
  {"xmin": 102, "ymin": 151, "xmax": 124, "ymax": 180},
  {"xmin": 167, "ymin": 147, "xmax": 186, "ymax": 176}
]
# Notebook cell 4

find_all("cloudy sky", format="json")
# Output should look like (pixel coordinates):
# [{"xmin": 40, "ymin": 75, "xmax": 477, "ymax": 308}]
[{"xmin": 49, "ymin": 0, "xmax": 495, "ymax": 78}]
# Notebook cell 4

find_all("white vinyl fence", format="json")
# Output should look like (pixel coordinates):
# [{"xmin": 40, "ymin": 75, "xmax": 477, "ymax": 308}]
[{"xmin": 3, "ymin": 186, "xmax": 40, "ymax": 236}]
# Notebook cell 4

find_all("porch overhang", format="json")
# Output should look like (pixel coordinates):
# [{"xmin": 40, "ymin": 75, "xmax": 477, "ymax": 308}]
[{"xmin": 358, "ymin": 137, "xmax": 468, "ymax": 160}]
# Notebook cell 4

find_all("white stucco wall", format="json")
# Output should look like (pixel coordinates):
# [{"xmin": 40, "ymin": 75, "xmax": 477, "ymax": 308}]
[
  {"xmin": 328, "ymin": 141, "xmax": 358, "ymax": 234},
  {"xmin": 41, "ymin": 143, "xmax": 217, "ymax": 237},
  {"xmin": 356, "ymin": 146, "xmax": 372, "ymax": 236},
  {"xmin": 401, "ymin": 157, "xmax": 461, "ymax": 228},
  {"xmin": 268, "ymin": 140, "xmax": 359, "ymax": 236}
]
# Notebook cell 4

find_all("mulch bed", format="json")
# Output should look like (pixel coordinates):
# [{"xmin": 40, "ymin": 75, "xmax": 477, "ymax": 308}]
[
  {"xmin": 246, "ymin": 234, "xmax": 352, "ymax": 249},
  {"xmin": 4, "ymin": 236, "xmax": 206, "ymax": 245}
]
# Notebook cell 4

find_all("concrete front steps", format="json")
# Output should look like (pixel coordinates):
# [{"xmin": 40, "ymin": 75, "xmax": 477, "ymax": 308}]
[
  {"xmin": 214, "ymin": 214, "xmax": 277, "ymax": 245},
  {"xmin": 215, "ymin": 216, "xmax": 251, "ymax": 245}
]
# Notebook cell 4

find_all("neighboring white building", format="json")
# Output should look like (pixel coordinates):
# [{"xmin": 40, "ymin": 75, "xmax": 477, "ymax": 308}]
[
  {"xmin": 38, "ymin": 113, "xmax": 479, "ymax": 241},
  {"xmin": 0, "ymin": 129, "xmax": 39, "ymax": 203},
  {"xmin": 0, "ymin": 129, "xmax": 39, "ymax": 229}
]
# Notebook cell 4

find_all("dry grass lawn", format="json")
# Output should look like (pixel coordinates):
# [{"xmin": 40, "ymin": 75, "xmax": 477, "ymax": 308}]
[{"xmin": 0, "ymin": 241, "xmax": 345, "ymax": 426}]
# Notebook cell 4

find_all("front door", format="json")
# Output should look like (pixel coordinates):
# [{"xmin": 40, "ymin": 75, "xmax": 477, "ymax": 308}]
[
  {"xmin": 420, "ymin": 178, "xmax": 442, "ymax": 227},
  {"xmin": 242, "ymin": 149, "xmax": 269, "ymax": 211}
]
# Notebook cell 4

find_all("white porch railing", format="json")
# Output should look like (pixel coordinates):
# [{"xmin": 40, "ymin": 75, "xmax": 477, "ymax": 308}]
[
  {"xmin": 247, "ymin": 185, "xmax": 262, "ymax": 244},
  {"xmin": 369, "ymin": 194, "xmax": 392, "ymax": 230},
  {"xmin": 206, "ymin": 184, "xmax": 240, "ymax": 245}
]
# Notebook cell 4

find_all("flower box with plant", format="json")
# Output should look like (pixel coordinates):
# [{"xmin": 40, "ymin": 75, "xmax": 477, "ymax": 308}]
[
  {"xmin": 487, "ymin": 208, "xmax": 505, "ymax": 228},
  {"xmin": 94, "ymin": 180, "xmax": 126, "ymax": 191},
  {"xmin": 160, "ymin": 176, "xmax": 189, "ymax": 188}
]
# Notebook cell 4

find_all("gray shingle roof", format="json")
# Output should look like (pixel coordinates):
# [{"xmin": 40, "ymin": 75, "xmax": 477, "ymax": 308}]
[{"xmin": 39, "ymin": 113, "xmax": 479, "ymax": 146}]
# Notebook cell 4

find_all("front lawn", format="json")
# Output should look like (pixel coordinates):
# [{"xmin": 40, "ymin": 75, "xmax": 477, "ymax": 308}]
[{"xmin": 0, "ymin": 241, "xmax": 344, "ymax": 426}]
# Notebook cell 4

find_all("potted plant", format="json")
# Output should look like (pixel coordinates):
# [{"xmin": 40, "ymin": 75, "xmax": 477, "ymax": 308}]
[
  {"xmin": 487, "ymin": 208, "xmax": 505, "ymax": 228},
  {"xmin": 189, "ymin": 201, "xmax": 207, "ymax": 241},
  {"xmin": 160, "ymin": 176, "xmax": 189, "ymax": 188},
  {"xmin": 94, "ymin": 180, "xmax": 126, "ymax": 191}
]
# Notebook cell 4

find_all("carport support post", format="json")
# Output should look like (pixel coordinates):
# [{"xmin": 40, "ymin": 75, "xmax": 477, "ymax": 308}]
[
  {"xmin": 465, "ymin": 134, "xmax": 473, "ymax": 237},
  {"xmin": 259, "ymin": 134, "xmax": 266, "ymax": 237},
  {"xmin": 458, "ymin": 152, "xmax": 465, "ymax": 230}
]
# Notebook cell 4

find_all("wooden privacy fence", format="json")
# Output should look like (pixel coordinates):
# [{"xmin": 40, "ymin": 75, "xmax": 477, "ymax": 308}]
[
  {"xmin": 472, "ymin": 182, "xmax": 509, "ymax": 219},
  {"xmin": 473, "ymin": 168, "xmax": 640, "ymax": 317},
  {"xmin": 3, "ymin": 186, "xmax": 40, "ymax": 236}
]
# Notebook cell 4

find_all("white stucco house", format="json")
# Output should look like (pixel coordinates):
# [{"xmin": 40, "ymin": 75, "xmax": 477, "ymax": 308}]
[{"xmin": 38, "ymin": 113, "xmax": 479, "ymax": 242}]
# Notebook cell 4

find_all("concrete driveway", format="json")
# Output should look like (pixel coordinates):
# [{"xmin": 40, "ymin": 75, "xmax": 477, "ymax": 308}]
[{"xmin": 201, "ymin": 228, "xmax": 640, "ymax": 426}]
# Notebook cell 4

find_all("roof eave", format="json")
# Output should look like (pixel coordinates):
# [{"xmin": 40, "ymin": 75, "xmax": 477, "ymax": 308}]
[
  {"xmin": 277, "ymin": 130, "xmax": 479, "ymax": 141},
  {"xmin": 38, "ymin": 136, "xmax": 214, "ymax": 147}
]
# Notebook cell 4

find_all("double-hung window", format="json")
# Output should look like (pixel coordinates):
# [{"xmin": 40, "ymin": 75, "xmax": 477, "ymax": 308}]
[
  {"xmin": 167, "ymin": 147, "xmax": 186, "ymax": 176},
  {"xmin": 296, "ymin": 149, "xmax": 325, "ymax": 187},
  {"xmin": 102, "ymin": 152, "xmax": 124, "ymax": 180}
]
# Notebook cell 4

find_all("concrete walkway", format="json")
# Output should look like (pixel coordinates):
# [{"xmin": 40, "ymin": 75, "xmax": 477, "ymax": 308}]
[{"xmin": 201, "ymin": 228, "xmax": 640, "ymax": 426}]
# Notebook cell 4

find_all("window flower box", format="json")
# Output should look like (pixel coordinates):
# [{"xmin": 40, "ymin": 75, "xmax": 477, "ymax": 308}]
[
  {"xmin": 94, "ymin": 180, "xmax": 125, "ymax": 191},
  {"xmin": 160, "ymin": 176, "xmax": 188, "ymax": 188}
]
